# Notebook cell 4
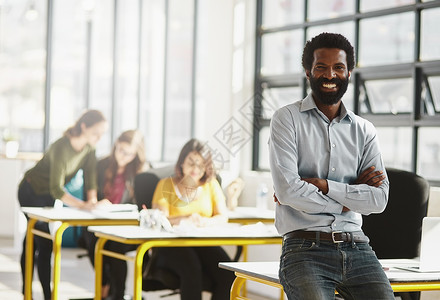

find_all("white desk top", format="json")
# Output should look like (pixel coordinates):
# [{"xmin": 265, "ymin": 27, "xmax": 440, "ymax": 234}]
[
  {"xmin": 227, "ymin": 206, "xmax": 275, "ymax": 220},
  {"xmin": 220, "ymin": 261, "xmax": 280, "ymax": 284},
  {"xmin": 21, "ymin": 205, "xmax": 272, "ymax": 222},
  {"xmin": 380, "ymin": 259, "xmax": 440, "ymax": 282},
  {"xmin": 219, "ymin": 259, "xmax": 440, "ymax": 284},
  {"xmin": 21, "ymin": 205, "xmax": 140, "ymax": 221},
  {"xmin": 88, "ymin": 222, "xmax": 280, "ymax": 240}
]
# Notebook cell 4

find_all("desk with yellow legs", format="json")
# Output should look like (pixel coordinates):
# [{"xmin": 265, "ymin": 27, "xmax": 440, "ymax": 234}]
[
  {"xmin": 226, "ymin": 206, "xmax": 276, "ymax": 298},
  {"xmin": 219, "ymin": 260, "xmax": 440, "ymax": 300},
  {"xmin": 89, "ymin": 224, "xmax": 282, "ymax": 300},
  {"xmin": 21, "ymin": 206, "xmax": 139, "ymax": 300}
]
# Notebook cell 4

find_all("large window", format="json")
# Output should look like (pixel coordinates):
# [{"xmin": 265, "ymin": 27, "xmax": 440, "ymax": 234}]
[
  {"xmin": 0, "ymin": 0, "xmax": 47, "ymax": 152},
  {"xmin": 0, "ymin": 0, "xmax": 199, "ymax": 161},
  {"xmin": 255, "ymin": 0, "xmax": 440, "ymax": 184}
]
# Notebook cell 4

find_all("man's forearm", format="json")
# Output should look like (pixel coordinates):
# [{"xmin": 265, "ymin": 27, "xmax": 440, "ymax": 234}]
[{"xmin": 302, "ymin": 178, "xmax": 329, "ymax": 194}]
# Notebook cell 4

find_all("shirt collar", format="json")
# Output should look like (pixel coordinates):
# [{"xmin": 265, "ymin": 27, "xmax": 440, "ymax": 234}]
[{"xmin": 300, "ymin": 93, "xmax": 353, "ymax": 124}]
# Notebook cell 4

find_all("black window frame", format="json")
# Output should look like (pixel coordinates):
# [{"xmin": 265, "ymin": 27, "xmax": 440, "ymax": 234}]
[{"xmin": 253, "ymin": 0, "xmax": 440, "ymax": 187}]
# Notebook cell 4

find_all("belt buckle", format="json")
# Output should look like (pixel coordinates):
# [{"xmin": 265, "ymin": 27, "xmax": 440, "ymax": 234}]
[{"xmin": 331, "ymin": 231, "xmax": 343, "ymax": 243}]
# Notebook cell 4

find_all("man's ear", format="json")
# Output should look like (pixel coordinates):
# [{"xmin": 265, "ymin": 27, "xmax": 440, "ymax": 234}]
[
  {"xmin": 348, "ymin": 70, "xmax": 352, "ymax": 80},
  {"xmin": 305, "ymin": 69, "xmax": 311, "ymax": 80}
]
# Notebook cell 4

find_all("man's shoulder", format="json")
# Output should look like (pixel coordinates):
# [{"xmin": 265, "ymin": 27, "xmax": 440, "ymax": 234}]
[
  {"xmin": 274, "ymin": 100, "xmax": 303, "ymax": 118},
  {"xmin": 348, "ymin": 112, "xmax": 376, "ymax": 132},
  {"xmin": 349, "ymin": 111, "xmax": 372, "ymax": 125}
]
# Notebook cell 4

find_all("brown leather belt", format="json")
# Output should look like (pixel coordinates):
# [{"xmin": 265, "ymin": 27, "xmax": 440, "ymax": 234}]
[{"xmin": 283, "ymin": 230, "xmax": 369, "ymax": 243}]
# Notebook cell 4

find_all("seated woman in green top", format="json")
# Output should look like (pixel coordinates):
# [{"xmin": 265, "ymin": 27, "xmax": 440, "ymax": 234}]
[
  {"xmin": 17, "ymin": 109, "xmax": 108, "ymax": 300},
  {"xmin": 151, "ymin": 138, "xmax": 235, "ymax": 300}
]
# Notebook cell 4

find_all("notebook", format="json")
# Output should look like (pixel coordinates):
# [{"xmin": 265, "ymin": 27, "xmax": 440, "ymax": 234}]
[{"xmin": 396, "ymin": 217, "xmax": 440, "ymax": 273}]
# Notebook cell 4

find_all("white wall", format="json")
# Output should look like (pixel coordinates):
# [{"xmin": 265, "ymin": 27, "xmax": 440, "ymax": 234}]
[
  {"xmin": 427, "ymin": 187, "xmax": 440, "ymax": 216},
  {"xmin": 194, "ymin": 0, "xmax": 256, "ymax": 183},
  {"xmin": 0, "ymin": 157, "xmax": 38, "ymax": 250},
  {"xmin": 194, "ymin": 0, "xmax": 234, "ymax": 141}
]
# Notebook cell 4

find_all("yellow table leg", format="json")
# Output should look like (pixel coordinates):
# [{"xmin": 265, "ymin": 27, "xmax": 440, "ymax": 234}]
[
  {"xmin": 230, "ymin": 276, "xmax": 247, "ymax": 299},
  {"xmin": 24, "ymin": 218, "xmax": 37, "ymax": 300},
  {"xmin": 242, "ymin": 245, "xmax": 248, "ymax": 297},
  {"xmin": 51, "ymin": 223, "xmax": 69, "ymax": 300},
  {"xmin": 133, "ymin": 242, "xmax": 152, "ymax": 300},
  {"xmin": 230, "ymin": 271, "xmax": 285, "ymax": 300},
  {"xmin": 94, "ymin": 237, "xmax": 109, "ymax": 300}
]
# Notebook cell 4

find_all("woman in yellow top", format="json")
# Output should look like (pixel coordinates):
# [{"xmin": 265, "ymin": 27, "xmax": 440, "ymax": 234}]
[{"xmin": 152, "ymin": 138, "xmax": 235, "ymax": 300}]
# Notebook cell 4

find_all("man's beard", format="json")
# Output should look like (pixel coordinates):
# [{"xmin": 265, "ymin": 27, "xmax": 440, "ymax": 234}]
[{"xmin": 309, "ymin": 76, "xmax": 349, "ymax": 105}]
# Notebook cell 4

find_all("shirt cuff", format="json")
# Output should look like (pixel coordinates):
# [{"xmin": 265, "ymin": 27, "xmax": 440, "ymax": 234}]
[
  {"xmin": 323, "ymin": 198, "xmax": 343, "ymax": 214},
  {"xmin": 326, "ymin": 180, "xmax": 346, "ymax": 211}
]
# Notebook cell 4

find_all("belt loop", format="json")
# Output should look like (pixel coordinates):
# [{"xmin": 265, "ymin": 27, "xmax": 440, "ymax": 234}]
[
  {"xmin": 350, "ymin": 232, "xmax": 356, "ymax": 248},
  {"xmin": 315, "ymin": 231, "xmax": 320, "ymax": 246}
]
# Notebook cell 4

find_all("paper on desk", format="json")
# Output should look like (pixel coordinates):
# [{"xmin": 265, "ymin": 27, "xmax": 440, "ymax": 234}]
[
  {"xmin": 91, "ymin": 211, "xmax": 139, "ymax": 219},
  {"xmin": 92, "ymin": 203, "xmax": 138, "ymax": 213}
]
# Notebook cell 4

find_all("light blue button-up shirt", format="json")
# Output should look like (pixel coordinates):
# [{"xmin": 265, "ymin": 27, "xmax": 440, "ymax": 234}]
[{"xmin": 269, "ymin": 93, "xmax": 389, "ymax": 236}]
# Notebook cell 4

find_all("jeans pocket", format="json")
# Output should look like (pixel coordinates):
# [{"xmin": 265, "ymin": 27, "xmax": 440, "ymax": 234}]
[
  {"xmin": 353, "ymin": 242, "xmax": 373, "ymax": 252},
  {"xmin": 281, "ymin": 239, "xmax": 317, "ymax": 260}
]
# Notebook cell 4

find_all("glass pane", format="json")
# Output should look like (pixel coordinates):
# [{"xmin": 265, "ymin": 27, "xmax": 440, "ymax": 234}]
[
  {"xmin": 261, "ymin": 30, "xmax": 304, "ymax": 76},
  {"xmin": 360, "ymin": 0, "xmax": 414, "ymax": 12},
  {"xmin": 0, "ymin": 0, "xmax": 47, "ymax": 153},
  {"xmin": 421, "ymin": 8, "xmax": 440, "ymax": 61},
  {"xmin": 428, "ymin": 76, "xmax": 440, "ymax": 112},
  {"xmin": 261, "ymin": 87, "xmax": 303, "ymax": 119},
  {"xmin": 88, "ymin": 0, "xmax": 114, "ymax": 155},
  {"xmin": 114, "ymin": 0, "xmax": 140, "ymax": 134},
  {"xmin": 362, "ymin": 78, "xmax": 413, "ymax": 114},
  {"xmin": 306, "ymin": 22, "xmax": 355, "ymax": 49},
  {"xmin": 377, "ymin": 127, "xmax": 412, "ymax": 172},
  {"xmin": 359, "ymin": 13, "xmax": 414, "ymax": 67},
  {"xmin": 139, "ymin": 0, "xmax": 166, "ymax": 162},
  {"xmin": 258, "ymin": 126, "xmax": 270, "ymax": 170},
  {"xmin": 308, "ymin": 0, "xmax": 354, "ymax": 21},
  {"xmin": 163, "ymin": 0, "xmax": 194, "ymax": 161},
  {"xmin": 51, "ymin": 1, "xmax": 90, "ymax": 143},
  {"xmin": 418, "ymin": 127, "xmax": 440, "ymax": 181},
  {"xmin": 262, "ymin": 0, "xmax": 304, "ymax": 28},
  {"xmin": 342, "ymin": 83, "xmax": 355, "ymax": 112}
]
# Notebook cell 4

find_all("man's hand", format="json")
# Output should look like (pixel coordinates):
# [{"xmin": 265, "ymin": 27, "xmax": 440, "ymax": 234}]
[
  {"xmin": 273, "ymin": 193, "xmax": 280, "ymax": 205},
  {"xmin": 355, "ymin": 166, "xmax": 385, "ymax": 187},
  {"xmin": 302, "ymin": 178, "xmax": 329, "ymax": 194}
]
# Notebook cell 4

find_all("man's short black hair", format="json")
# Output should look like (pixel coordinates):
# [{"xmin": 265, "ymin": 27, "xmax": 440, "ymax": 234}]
[{"xmin": 302, "ymin": 32, "xmax": 355, "ymax": 72}]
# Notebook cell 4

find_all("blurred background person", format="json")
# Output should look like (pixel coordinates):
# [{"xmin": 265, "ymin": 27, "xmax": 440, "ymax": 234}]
[
  {"xmin": 83, "ymin": 129, "xmax": 147, "ymax": 299},
  {"xmin": 152, "ymin": 138, "xmax": 235, "ymax": 300},
  {"xmin": 18, "ymin": 109, "xmax": 108, "ymax": 300}
]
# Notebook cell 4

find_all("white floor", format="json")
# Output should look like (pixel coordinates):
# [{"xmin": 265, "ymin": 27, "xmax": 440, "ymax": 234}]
[
  {"xmin": 5, "ymin": 236, "xmax": 439, "ymax": 300},
  {"xmin": 0, "ymin": 237, "xmax": 271, "ymax": 300}
]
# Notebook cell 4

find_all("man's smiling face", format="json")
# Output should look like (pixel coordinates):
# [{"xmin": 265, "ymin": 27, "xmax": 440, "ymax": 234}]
[{"xmin": 307, "ymin": 48, "xmax": 351, "ymax": 105}]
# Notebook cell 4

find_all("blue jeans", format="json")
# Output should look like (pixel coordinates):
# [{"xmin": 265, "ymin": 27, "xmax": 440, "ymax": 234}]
[{"xmin": 279, "ymin": 238, "xmax": 394, "ymax": 300}]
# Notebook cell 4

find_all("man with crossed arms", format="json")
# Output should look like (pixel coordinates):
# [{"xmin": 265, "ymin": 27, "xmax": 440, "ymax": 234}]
[{"xmin": 269, "ymin": 32, "xmax": 394, "ymax": 299}]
